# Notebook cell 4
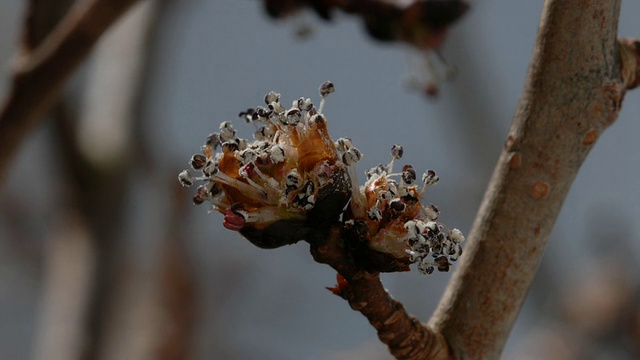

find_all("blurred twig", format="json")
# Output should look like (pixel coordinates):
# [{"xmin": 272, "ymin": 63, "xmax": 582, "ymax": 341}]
[
  {"xmin": 22, "ymin": 0, "xmax": 74, "ymax": 50},
  {"xmin": 33, "ymin": 212, "xmax": 96, "ymax": 360},
  {"xmin": 154, "ymin": 181, "xmax": 197, "ymax": 360},
  {"xmin": 0, "ymin": 0, "xmax": 140, "ymax": 185},
  {"xmin": 49, "ymin": 3, "xmax": 163, "ymax": 360},
  {"xmin": 262, "ymin": 0, "xmax": 469, "ymax": 49}
]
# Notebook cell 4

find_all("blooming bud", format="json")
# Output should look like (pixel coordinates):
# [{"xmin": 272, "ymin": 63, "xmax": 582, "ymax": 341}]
[{"xmin": 179, "ymin": 82, "xmax": 462, "ymax": 274}]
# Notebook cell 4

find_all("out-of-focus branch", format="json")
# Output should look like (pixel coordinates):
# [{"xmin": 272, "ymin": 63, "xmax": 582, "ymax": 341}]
[
  {"xmin": 46, "ymin": 2, "xmax": 159, "ymax": 359},
  {"xmin": 154, "ymin": 182, "xmax": 197, "ymax": 360},
  {"xmin": 32, "ymin": 212, "xmax": 96, "ymax": 360},
  {"xmin": 310, "ymin": 227, "xmax": 450, "ymax": 360},
  {"xmin": 22, "ymin": 0, "xmax": 74, "ymax": 50},
  {"xmin": 0, "ymin": 0, "xmax": 140, "ymax": 185},
  {"xmin": 262, "ymin": 0, "xmax": 468, "ymax": 49},
  {"xmin": 76, "ymin": 0, "xmax": 156, "ymax": 167},
  {"xmin": 430, "ymin": 1, "xmax": 632, "ymax": 358}
]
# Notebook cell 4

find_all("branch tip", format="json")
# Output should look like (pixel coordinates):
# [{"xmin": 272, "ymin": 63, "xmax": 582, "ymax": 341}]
[{"xmin": 619, "ymin": 38, "xmax": 640, "ymax": 90}]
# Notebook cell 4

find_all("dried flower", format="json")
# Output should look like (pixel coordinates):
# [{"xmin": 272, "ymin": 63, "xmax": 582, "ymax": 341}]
[{"xmin": 179, "ymin": 82, "xmax": 463, "ymax": 274}]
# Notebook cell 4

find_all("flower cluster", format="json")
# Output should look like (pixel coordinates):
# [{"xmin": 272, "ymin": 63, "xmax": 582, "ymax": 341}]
[
  {"xmin": 179, "ymin": 82, "xmax": 463, "ymax": 274},
  {"xmin": 349, "ymin": 143, "xmax": 465, "ymax": 274}
]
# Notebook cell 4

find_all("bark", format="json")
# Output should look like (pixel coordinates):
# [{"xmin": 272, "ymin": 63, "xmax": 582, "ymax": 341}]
[{"xmin": 430, "ymin": 1, "xmax": 628, "ymax": 358}]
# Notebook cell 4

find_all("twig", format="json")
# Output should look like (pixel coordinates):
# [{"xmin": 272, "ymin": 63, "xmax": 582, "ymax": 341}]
[
  {"xmin": 262, "ymin": 0, "xmax": 469, "ymax": 49},
  {"xmin": 310, "ymin": 227, "xmax": 451, "ymax": 360},
  {"xmin": 22, "ymin": 0, "xmax": 74, "ymax": 50},
  {"xmin": 154, "ymin": 181, "xmax": 197, "ymax": 360},
  {"xmin": 430, "ymin": 1, "xmax": 629, "ymax": 358},
  {"xmin": 0, "ymin": 0, "xmax": 140, "ymax": 185},
  {"xmin": 46, "ymin": 2, "xmax": 158, "ymax": 358}
]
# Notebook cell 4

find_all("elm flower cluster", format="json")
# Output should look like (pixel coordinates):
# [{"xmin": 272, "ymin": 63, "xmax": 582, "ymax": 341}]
[
  {"xmin": 178, "ymin": 82, "xmax": 463, "ymax": 274},
  {"xmin": 347, "ymin": 144, "xmax": 465, "ymax": 274}
]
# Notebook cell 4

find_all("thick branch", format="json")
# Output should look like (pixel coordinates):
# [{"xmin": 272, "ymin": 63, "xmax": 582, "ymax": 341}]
[
  {"xmin": 430, "ymin": 1, "xmax": 625, "ymax": 358},
  {"xmin": 0, "ymin": 0, "xmax": 139, "ymax": 185}
]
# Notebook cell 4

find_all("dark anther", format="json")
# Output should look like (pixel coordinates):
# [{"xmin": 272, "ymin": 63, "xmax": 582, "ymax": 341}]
[{"xmin": 190, "ymin": 154, "xmax": 207, "ymax": 170}]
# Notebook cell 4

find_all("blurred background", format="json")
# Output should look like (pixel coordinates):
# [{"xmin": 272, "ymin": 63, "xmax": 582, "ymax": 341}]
[{"xmin": 1, "ymin": 1, "xmax": 639, "ymax": 359}]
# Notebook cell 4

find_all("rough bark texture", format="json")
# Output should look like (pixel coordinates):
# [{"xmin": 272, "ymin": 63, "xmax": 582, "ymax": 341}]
[{"xmin": 430, "ymin": 1, "xmax": 624, "ymax": 358}]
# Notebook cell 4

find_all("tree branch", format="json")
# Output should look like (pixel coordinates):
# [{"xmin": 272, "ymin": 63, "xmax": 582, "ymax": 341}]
[
  {"xmin": 430, "ymin": 1, "xmax": 628, "ymax": 358},
  {"xmin": 0, "ymin": 0, "xmax": 139, "ymax": 185},
  {"xmin": 310, "ymin": 227, "xmax": 451, "ymax": 360},
  {"xmin": 261, "ymin": 0, "xmax": 469, "ymax": 49}
]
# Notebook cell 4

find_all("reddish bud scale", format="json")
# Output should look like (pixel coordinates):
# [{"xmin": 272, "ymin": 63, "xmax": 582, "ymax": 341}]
[{"xmin": 326, "ymin": 273, "xmax": 350, "ymax": 298}]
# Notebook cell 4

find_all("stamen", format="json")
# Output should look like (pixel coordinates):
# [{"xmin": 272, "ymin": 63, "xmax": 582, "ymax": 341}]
[
  {"xmin": 206, "ymin": 133, "xmax": 221, "ymax": 149},
  {"xmin": 285, "ymin": 108, "xmax": 302, "ymax": 126},
  {"xmin": 190, "ymin": 154, "xmax": 207, "ymax": 170},
  {"xmin": 269, "ymin": 144, "xmax": 286, "ymax": 163},
  {"xmin": 335, "ymin": 137, "xmax": 353, "ymax": 153},
  {"xmin": 423, "ymin": 203, "xmax": 440, "ymax": 220},
  {"xmin": 285, "ymin": 169, "xmax": 301, "ymax": 193},
  {"xmin": 388, "ymin": 144, "xmax": 403, "ymax": 173},
  {"xmin": 264, "ymin": 91, "xmax": 280, "ymax": 105},
  {"xmin": 339, "ymin": 145, "xmax": 366, "ymax": 218},
  {"xmin": 318, "ymin": 81, "xmax": 335, "ymax": 113},
  {"xmin": 420, "ymin": 169, "xmax": 439, "ymax": 195},
  {"xmin": 212, "ymin": 170, "xmax": 266, "ymax": 202},
  {"xmin": 450, "ymin": 228, "xmax": 465, "ymax": 243},
  {"xmin": 239, "ymin": 162, "xmax": 281, "ymax": 201},
  {"xmin": 178, "ymin": 170, "xmax": 194, "ymax": 187},
  {"xmin": 219, "ymin": 121, "xmax": 236, "ymax": 142},
  {"xmin": 401, "ymin": 164, "xmax": 417, "ymax": 184},
  {"xmin": 368, "ymin": 205, "xmax": 383, "ymax": 221},
  {"xmin": 238, "ymin": 108, "xmax": 256, "ymax": 125}
]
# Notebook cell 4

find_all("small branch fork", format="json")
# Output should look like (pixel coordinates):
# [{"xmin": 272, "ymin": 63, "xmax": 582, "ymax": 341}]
[{"xmin": 0, "ymin": 0, "xmax": 140, "ymax": 185}]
